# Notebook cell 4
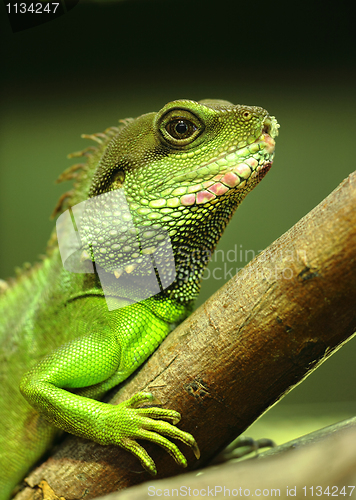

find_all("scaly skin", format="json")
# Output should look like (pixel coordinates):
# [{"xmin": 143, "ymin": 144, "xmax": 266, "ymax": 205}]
[{"xmin": 0, "ymin": 99, "xmax": 279, "ymax": 499}]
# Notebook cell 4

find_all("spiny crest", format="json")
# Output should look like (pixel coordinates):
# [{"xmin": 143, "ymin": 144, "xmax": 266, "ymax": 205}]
[{"xmin": 51, "ymin": 125, "xmax": 122, "ymax": 218}]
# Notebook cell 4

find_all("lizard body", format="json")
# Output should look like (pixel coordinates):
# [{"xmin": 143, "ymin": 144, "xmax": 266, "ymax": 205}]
[{"xmin": 0, "ymin": 99, "xmax": 278, "ymax": 499}]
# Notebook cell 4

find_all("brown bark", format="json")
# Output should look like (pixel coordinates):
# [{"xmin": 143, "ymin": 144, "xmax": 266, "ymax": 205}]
[{"xmin": 16, "ymin": 171, "xmax": 356, "ymax": 500}]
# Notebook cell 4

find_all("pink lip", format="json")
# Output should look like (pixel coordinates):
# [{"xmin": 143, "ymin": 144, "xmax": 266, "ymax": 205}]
[{"xmin": 261, "ymin": 134, "xmax": 276, "ymax": 154}]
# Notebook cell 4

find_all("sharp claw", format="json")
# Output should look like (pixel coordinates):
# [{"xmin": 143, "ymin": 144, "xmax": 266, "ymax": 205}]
[{"xmin": 192, "ymin": 442, "xmax": 201, "ymax": 459}]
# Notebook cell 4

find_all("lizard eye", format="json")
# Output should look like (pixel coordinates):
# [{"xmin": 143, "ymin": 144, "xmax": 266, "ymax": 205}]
[
  {"xmin": 242, "ymin": 111, "xmax": 252, "ymax": 120},
  {"xmin": 158, "ymin": 108, "xmax": 204, "ymax": 147},
  {"xmin": 165, "ymin": 119, "xmax": 197, "ymax": 140}
]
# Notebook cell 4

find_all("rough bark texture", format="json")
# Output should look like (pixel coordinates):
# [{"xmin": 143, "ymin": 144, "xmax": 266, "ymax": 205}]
[{"xmin": 15, "ymin": 171, "xmax": 356, "ymax": 500}]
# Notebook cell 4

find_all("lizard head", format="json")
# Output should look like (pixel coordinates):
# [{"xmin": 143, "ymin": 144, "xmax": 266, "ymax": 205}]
[
  {"xmin": 78, "ymin": 99, "xmax": 279, "ymax": 298},
  {"xmin": 89, "ymin": 98, "xmax": 279, "ymax": 203}
]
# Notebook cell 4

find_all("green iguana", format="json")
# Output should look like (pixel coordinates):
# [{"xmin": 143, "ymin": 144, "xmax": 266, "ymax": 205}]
[{"xmin": 0, "ymin": 99, "xmax": 279, "ymax": 499}]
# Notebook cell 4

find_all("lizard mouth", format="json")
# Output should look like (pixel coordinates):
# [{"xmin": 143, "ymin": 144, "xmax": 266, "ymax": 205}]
[{"xmin": 174, "ymin": 133, "xmax": 276, "ymax": 206}]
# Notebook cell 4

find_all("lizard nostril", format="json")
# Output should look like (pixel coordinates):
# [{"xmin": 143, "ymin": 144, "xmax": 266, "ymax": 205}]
[{"xmin": 262, "ymin": 119, "xmax": 272, "ymax": 135}]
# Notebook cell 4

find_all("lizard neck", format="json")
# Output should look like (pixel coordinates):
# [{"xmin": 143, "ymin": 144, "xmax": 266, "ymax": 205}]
[{"xmin": 129, "ymin": 182, "xmax": 257, "ymax": 304}]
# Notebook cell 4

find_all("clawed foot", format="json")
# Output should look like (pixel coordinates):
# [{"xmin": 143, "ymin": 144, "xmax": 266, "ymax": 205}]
[{"xmin": 103, "ymin": 392, "xmax": 200, "ymax": 475}]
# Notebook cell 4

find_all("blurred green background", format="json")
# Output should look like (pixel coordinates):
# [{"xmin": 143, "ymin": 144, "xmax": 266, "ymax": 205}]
[{"xmin": 1, "ymin": 0, "xmax": 355, "ymax": 446}]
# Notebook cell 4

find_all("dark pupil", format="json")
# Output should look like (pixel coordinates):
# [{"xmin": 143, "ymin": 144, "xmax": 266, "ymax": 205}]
[{"xmin": 175, "ymin": 121, "xmax": 188, "ymax": 134}]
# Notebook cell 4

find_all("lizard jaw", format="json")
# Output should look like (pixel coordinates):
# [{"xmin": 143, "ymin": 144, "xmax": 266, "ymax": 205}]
[{"xmin": 175, "ymin": 132, "xmax": 276, "ymax": 207}]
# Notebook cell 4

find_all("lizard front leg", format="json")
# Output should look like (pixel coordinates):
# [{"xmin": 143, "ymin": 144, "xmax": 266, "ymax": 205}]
[{"xmin": 20, "ymin": 302, "xmax": 199, "ymax": 474}]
